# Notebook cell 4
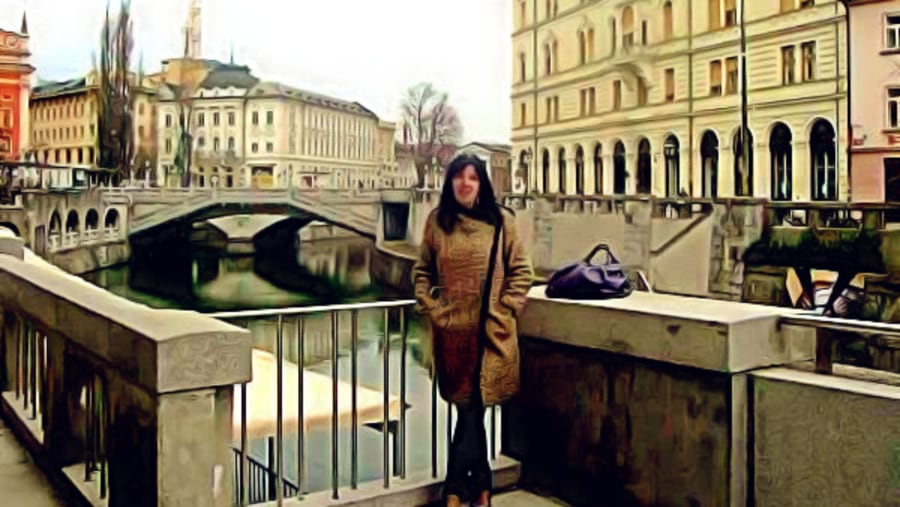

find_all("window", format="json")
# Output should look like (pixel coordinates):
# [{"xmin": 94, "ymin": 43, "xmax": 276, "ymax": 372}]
[
  {"xmin": 545, "ymin": 97, "xmax": 553, "ymax": 123},
  {"xmin": 593, "ymin": 144, "xmax": 603, "ymax": 194},
  {"xmin": 887, "ymin": 14, "xmax": 900, "ymax": 49},
  {"xmin": 701, "ymin": 131, "xmax": 719, "ymax": 198},
  {"xmin": 726, "ymin": 57, "xmax": 738, "ymax": 94},
  {"xmin": 724, "ymin": 0, "xmax": 737, "ymax": 27},
  {"xmin": 165, "ymin": 114, "xmax": 172, "ymax": 127},
  {"xmin": 613, "ymin": 80, "xmax": 622, "ymax": 110},
  {"xmin": 636, "ymin": 139, "xmax": 651, "ymax": 194},
  {"xmin": 782, "ymin": 46, "xmax": 795, "ymax": 84},
  {"xmin": 770, "ymin": 122, "xmax": 793, "ymax": 200},
  {"xmin": 610, "ymin": 18, "xmax": 617, "ymax": 54},
  {"xmin": 138, "ymin": 126, "xmax": 145, "ymax": 138},
  {"xmin": 664, "ymin": 135, "xmax": 680, "ymax": 197},
  {"xmin": 228, "ymin": 112, "xmax": 235, "ymax": 125},
  {"xmin": 641, "ymin": 21, "xmax": 648, "ymax": 45},
  {"xmin": 198, "ymin": 113, "xmax": 205, "ymax": 127},
  {"xmin": 623, "ymin": 7, "xmax": 635, "ymax": 49},
  {"xmin": 710, "ymin": 61, "xmax": 723, "ymax": 95},
  {"xmin": 580, "ymin": 89, "xmax": 587, "ymax": 115},
  {"xmin": 213, "ymin": 112, "xmax": 220, "ymax": 126},
  {"xmin": 733, "ymin": 128, "xmax": 754, "ymax": 197},
  {"xmin": 266, "ymin": 142, "xmax": 274, "ymax": 152},
  {"xmin": 520, "ymin": 103, "xmax": 527, "ymax": 126},
  {"xmin": 579, "ymin": 31, "xmax": 587, "ymax": 64},
  {"xmin": 545, "ymin": 0, "xmax": 551, "ymax": 19},
  {"xmin": 810, "ymin": 119, "xmax": 836, "ymax": 201},
  {"xmin": 519, "ymin": 52, "xmax": 527, "ymax": 82},
  {"xmin": 165, "ymin": 138, "xmax": 172, "ymax": 154},
  {"xmin": 267, "ymin": 111, "xmax": 274, "ymax": 125},
  {"xmin": 197, "ymin": 136, "xmax": 206, "ymax": 148},
  {"xmin": 519, "ymin": 0, "xmax": 527, "ymax": 27},
  {"xmin": 801, "ymin": 41, "xmax": 816, "ymax": 81},
  {"xmin": 575, "ymin": 145, "xmax": 585, "ymax": 194},
  {"xmin": 800, "ymin": 0, "xmax": 814, "ymax": 8},
  {"xmin": 665, "ymin": 68, "xmax": 676, "ymax": 102},
  {"xmin": 139, "ymin": 103, "xmax": 145, "ymax": 115},
  {"xmin": 709, "ymin": 0, "xmax": 721, "ymax": 30},
  {"xmin": 213, "ymin": 137, "xmax": 220, "ymax": 151},
  {"xmin": 587, "ymin": 29, "xmax": 595, "ymax": 60},
  {"xmin": 664, "ymin": 2, "xmax": 673, "ymax": 40},
  {"xmin": 553, "ymin": 96, "xmax": 559, "ymax": 120},
  {"xmin": 228, "ymin": 137, "xmax": 235, "ymax": 150},
  {"xmin": 251, "ymin": 142, "xmax": 259, "ymax": 153},
  {"xmin": 614, "ymin": 142, "xmax": 627, "ymax": 193},
  {"xmin": 887, "ymin": 88, "xmax": 900, "ymax": 128},
  {"xmin": 544, "ymin": 43, "xmax": 553, "ymax": 75},
  {"xmin": 588, "ymin": 87, "xmax": 596, "ymax": 114},
  {"xmin": 637, "ymin": 78, "xmax": 648, "ymax": 106},
  {"xmin": 252, "ymin": 111, "xmax": 259, "ymax": 125}
]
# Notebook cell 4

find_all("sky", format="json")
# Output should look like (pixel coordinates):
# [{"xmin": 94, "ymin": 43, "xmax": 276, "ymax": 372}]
[{"xmin": 0, "ymin": 0, "xmax": 513, "ymax": 144}]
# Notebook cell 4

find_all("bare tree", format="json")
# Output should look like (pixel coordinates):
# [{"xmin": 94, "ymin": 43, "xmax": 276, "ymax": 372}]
[
  {"xmin": 400, "ymin": 83, "xmax": 463, "ymax": 187},
  {"xmin": 97, "ymin": 0, "xmax": 134, "ymax": 184}
]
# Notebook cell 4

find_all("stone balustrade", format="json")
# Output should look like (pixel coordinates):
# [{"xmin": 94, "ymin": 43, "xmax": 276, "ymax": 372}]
[
  {"xmin": 505, "ymin": 287, "xmax": 900, "ymax": 507},
  {"xmin": 0, "ymin": 234, "xmax": 252, "ymax": 507}
]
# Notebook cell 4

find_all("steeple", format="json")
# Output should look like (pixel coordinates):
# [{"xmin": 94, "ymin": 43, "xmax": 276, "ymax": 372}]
[
  {"xmin": 229, "ymin": 43, "xmax": 234, "ymax": 65},
  {"xmin": 20, "ymin": 10, "xmax": 28, "ymax": 35},
  {"xmin": 182, "ymin": 0, "xmax": 202, "ymax": 59}
]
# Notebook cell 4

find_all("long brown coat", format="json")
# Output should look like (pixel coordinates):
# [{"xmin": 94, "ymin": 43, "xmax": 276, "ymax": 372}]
[{"xmin": 412, "ymin": 207, "xmax": 533, "ymax": 406}]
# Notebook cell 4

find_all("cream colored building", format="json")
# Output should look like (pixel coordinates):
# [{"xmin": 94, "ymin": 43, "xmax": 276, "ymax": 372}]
[
  {"xmin": 511, "ymin": 0, "xmax": 848, "ymax": 202},
  {"xmin": 30, "ymin": 71, "xmax": 157, "ymax": 171},
  {"xmin": 155, "ymin": 64, "xmax": 398, "ymax": 189}
]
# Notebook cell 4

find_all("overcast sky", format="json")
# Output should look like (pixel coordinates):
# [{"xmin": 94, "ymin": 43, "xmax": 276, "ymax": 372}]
[{"xmin": 0, "ymin": 0, "xmax": 513, "ymax": 144}]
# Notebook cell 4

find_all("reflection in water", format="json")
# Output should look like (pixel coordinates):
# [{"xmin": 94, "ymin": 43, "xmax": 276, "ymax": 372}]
[{"xmin": 81, "ymin": 234, "xmax": 490, "ymax": 494}]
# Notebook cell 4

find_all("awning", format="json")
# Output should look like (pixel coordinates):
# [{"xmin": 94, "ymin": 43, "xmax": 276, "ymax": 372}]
[{"xmin": 232, "ymin": 349, "xmax": 401, "ymax": 440}]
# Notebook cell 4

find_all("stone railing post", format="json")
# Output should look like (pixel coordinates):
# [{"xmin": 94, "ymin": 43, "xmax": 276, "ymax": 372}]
[{"xmin": 0, "ymin": 255, "xmax": 252, "ymax": 507}]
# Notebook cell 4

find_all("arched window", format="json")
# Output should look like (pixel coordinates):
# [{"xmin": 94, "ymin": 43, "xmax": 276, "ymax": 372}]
[
  {"xmin": 636, "ymin": 138, "xmax": 652, "ymax": 194},
  {"xmin": 701, "ymin": 130, "xmax": 719, "ymax": 198},
  {"xmin": 614, "ymin": 141, "xmax": 627, "ymax": 194},
  {"xmin": 587, "ymin": 28, "xmax": 595, "ymax": 60},
  {"xmin": 663, "ymin": 1, "xmax": 674, "ymax": 40},
  {"xmin": 623, "ymin": 7, "xmax": 635, "ymax": 49},
  {"xmin": 575, "ymin": 145, "xmax": 585, "ymax": 194},
  {"xmin": 558, "ymin": 147, "xmax": 567, "ymax": 194},
  {"xmin": 770, "ymin": 122, "xmax": 793, "ymax": 201},
  {"xmin": 733, "ymin": 128, "xmax": 754, "ymax": 197},
  {"xmin": 664, "ymin": 135, "xmax": 680, "ymax": 197},
  {"xmin": 519, "ymin": 52, "xmax": 527, "ymax": 82},
  {"xmin": 518, "ymin": 149, "xmax": 530, "ymax": 192},
  {"xmin": 65, "ymin": 210, "xmax": 79, "ymax": 233},
  {"xmin": 810, "ymin": 119, "xmax": 836, "ymax": 201},
  {"xmin": 552, "ymin": 40, "xmax": 559, "ymax": 72},
  {"xmin": 594, "ymin": 143, "xmax": 603, "ymax": 194},
  {"xmin": 542, "ymin": 148, "xmax": 550, "ymax": 193}
]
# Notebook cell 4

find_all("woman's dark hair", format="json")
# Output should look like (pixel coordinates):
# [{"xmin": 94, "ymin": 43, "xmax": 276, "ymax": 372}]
[{"xmin": 436, "ymin": 153, "xmax": 501, "ymax": 233}]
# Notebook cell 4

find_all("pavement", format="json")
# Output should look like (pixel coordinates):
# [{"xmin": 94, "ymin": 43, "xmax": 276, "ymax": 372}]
[
  {"xmin": 0, "ymin": 418, "xmax": 66, "ymax": 507},
  {"xmin": 492, "ymin": 490, "xmax": 570, "ymax": 506}
]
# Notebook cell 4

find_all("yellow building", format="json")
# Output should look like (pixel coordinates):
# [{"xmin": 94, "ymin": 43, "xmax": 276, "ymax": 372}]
[
  {"xmin": 30, "ymin": 71, "xmax": 157, "ymax": 172},
  {"xmin": 512, "ymin": 0, "xmax": 848, "ymax": 202},
  {"xmin": 155, "ymin": 62, "xmax": 398, "ymax": 189}
]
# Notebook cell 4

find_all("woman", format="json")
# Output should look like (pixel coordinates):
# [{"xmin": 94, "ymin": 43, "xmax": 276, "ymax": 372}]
[{"xmin": 412, "ymin": 154, "xmax": 533, "ymax": 507}]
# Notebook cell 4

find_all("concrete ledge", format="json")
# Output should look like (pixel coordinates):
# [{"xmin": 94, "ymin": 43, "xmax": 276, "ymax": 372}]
[
  {"xmin": 276, "ymin": 455, "xmax": 520, "ymax": 507},
  {"xmin": 519, "ymin": 287, "xmax": 814, "ymax": 372},
  {"xmin": 0, "ymin": 253, "xmax": 252, "ymax": 393}
]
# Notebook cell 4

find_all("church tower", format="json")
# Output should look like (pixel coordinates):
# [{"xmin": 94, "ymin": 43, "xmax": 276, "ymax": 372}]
[{"xmin": 183, "ymin": 0, "xmax": 202, "ymax": 58}]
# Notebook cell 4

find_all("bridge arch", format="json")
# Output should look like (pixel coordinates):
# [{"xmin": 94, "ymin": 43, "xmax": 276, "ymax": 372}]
[
  {"xmin": 66, "ymin": 210, "xmax": 80, "ymax": 234},
  {"xmin": 104, "ymin": 209, "xmax": 120, "ymax": 231},
  {"xmin": 85, "ymin": 209, "xmax": 100, "ymax": 231},
  {"xmin": 0, "ymin": 222, "xmax": 19, "ymax": 236}
]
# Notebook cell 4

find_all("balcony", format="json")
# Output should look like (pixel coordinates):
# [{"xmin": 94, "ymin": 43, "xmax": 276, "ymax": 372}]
[{"xmin": 0, "ymin": 233, "xmax": 898, "ymax": 506}]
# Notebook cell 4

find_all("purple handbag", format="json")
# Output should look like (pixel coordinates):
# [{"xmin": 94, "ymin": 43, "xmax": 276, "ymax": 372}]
[{"xmin": 545, "ymin": 244, "xmax": 634, "ymax": 300}]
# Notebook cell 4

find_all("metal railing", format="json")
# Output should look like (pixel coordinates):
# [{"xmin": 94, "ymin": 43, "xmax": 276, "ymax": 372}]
[
  {"xmin": 2, "ymin": 316, "xmax": 110, "ymax": 500},
  {"xmin": 209, "ymin": 299, "xmax": 502, "ymax": 505},
  {"xmin": 232, "ymin": 437, "xmax": 300, "ymax": 504},
  {"xmin": 780, "ymin": 313, "xmax": 900, "ymax": 375}
]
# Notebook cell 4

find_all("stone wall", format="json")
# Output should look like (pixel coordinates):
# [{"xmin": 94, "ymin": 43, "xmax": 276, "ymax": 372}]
[
  {"xmin": 46, "ymin": 240, "xmax": 131, "ymax": 275},
  {"xmin": 752, "ymin": 366, "xmax": 900, "ymax": 506}
]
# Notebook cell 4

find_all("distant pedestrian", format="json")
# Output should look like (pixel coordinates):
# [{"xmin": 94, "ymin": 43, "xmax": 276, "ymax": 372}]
[{"xmin": 412, "ymin": 153, "xmax": 533, "ymax": 507}]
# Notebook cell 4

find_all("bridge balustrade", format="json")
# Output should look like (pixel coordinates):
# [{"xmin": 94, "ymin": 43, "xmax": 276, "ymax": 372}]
[
  {"xmin": 0, "ymin": 235, "xmax": 253, "ymax": 507},
  {"xmin": 206, "ymin": 301, "xmax": 512, "ymax": 506}
]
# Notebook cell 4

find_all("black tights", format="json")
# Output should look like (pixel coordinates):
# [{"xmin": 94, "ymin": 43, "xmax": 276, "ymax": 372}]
[{"xmin": 444, "ymin": 398, "xmax": 492, "ymax": 500}]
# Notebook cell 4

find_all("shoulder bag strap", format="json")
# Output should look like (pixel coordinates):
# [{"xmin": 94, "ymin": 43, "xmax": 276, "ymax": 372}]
[{"xmin": 478, "ymin": 221, "xmax": 503, "ymax": 337}]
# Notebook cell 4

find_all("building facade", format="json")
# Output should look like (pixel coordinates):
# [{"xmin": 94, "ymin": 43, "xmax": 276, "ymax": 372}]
[
  {"xmin": 156, "ymin": 64, "xmax": 398, "ymax": 189},
  {"xmin": 846, "ymin": 0, "xmax": 900, "ymax": 205},
  {"xmin": 30, "ymin": 72, "xmax": 157, "ymax": 171},
  {"xmin": 0, "ymin": 16, "xmax": 34, "ymax": 162},
  {"xmin": 511, "ymin": 0, "xmax": 848, "ymax": 202},
  {"xmin": 455, "ymin": 142, "xmax": 513, "ymax": 198}
]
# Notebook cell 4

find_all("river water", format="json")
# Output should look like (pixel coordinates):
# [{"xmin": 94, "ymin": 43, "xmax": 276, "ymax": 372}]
[{"xmin": 82, "ymin": 234, "xmax": 498, "ymax": 497}]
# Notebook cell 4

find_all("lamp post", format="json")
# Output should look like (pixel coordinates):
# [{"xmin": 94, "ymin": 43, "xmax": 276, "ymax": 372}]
[{"xmin": 739, "ymin": 0, "xmax": 750, "ymax": 197}]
